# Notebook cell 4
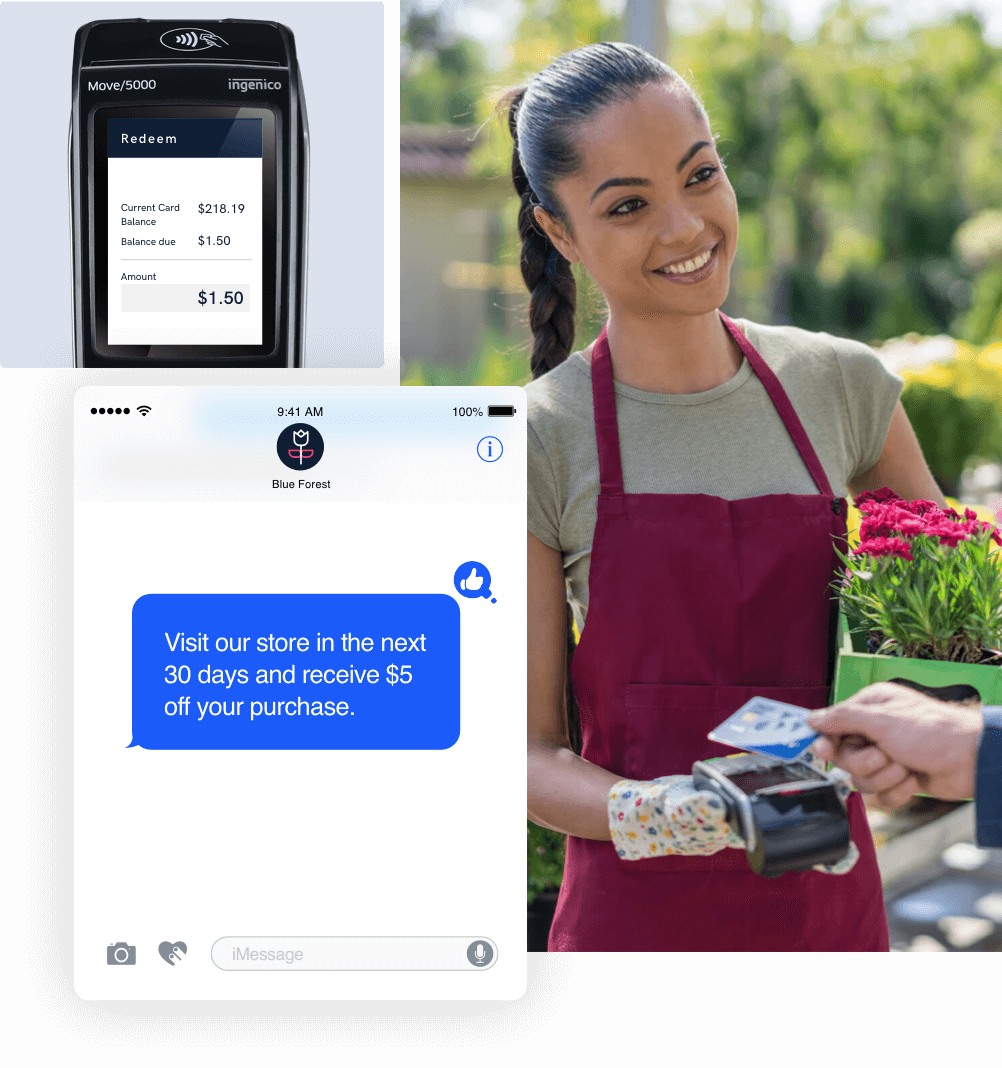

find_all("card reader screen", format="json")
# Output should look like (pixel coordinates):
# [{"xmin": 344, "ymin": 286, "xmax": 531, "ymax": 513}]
[
  {"xmin": 101, "ymin": 112, "xmax": 273, "ymax": 348},
  {"xmin": 727, "ymin": 766, "xmax": 805, "ymax": 794}
]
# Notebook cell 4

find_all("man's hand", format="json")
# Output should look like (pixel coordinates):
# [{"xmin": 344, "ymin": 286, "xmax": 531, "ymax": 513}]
[{"xmin": 807, "ymin": 683, "xmax": 982, "ymax": 810}]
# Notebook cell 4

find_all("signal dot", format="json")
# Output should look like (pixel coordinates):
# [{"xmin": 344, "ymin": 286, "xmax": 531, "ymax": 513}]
[
  {"xmin": 115, "ymin": 408, "xmax": 122, "ymax": 414},
  {"xmin": 124, "ymin": 408, "xmax": 130, "ymax": 415},
  {"xmin": 99, "ymin": 408, "xmax": 106, "ymax": 414},
  {"xmin": 90, "ymin": 408, "xmax": 97, "ymax": 414}
]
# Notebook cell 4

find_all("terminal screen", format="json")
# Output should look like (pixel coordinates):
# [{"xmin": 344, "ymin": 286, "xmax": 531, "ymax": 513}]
[{"xmin": 104, "ymin": 113, "xmax": 269, "ymax": 347}]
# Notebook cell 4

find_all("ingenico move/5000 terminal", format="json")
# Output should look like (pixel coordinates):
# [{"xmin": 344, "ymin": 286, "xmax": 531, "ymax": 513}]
[{"xmin": 71, "ymin": 19, "xmax": 308, "ymax": 367}]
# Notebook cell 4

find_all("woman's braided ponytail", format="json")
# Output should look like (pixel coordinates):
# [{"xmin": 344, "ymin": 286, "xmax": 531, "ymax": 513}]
[{"xmin": 508, "ymin": 92, "xmax": 577, "ymax": 379}]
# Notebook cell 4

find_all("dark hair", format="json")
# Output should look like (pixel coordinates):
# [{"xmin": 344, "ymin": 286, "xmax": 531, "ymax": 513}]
[
  {"xmin": 507, "ymin": 42, "xmax": 708, "ymax": 378},
  {"xmin": 511, "ymin": 45, "xmax": 709, "ymax": 755}
]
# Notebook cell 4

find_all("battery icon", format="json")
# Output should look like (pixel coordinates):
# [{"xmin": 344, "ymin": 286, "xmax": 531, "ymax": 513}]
[{"xmin": 488, "ymin": 405, "xmax": 516, "ymax": 417}]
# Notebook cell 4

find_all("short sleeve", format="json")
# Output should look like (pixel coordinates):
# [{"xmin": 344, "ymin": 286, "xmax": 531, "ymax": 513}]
[
  {"xmin": 528, "ymin": 422, "xmax": 562, "ymax": 550},
  {"xmin": 830, "ymin": 337, "xmax": 904, "ymax": 480}
]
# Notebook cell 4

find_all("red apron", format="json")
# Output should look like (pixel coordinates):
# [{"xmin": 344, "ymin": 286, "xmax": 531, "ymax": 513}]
[{"xmin": 548, "ymin": 313, "xmax": 889, "ymax": 952}]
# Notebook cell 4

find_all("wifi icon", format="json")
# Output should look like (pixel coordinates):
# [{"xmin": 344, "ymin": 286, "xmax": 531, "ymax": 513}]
[{"xmin": 137, "ymin": 405, "xmax": 152, "ymax": 417}]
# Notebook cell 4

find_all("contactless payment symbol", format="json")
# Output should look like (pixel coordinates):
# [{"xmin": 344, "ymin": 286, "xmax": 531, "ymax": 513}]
[
  {"xmin": 277, "ymin": 423, "xmax": 324, "ymax": 471},
  {"xmin": 161, "ymin": 28, "xmax": 227, "ymax": 50},
  {"xmin": 454, "ymin": 561, "xmax": 496, "ymax": 603}
]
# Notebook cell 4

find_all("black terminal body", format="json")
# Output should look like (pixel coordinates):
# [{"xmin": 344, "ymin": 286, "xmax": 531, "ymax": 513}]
[
  {"xmin": 692, "ymin": 754, "xmax": 851, "ymax": 877},
  {"xmin": 71, "ymin": 19, "xmax": 308, "ymax": 367}
]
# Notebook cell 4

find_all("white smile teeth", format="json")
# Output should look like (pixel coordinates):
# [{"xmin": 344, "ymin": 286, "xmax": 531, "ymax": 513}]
[{"xmin": 663, "ymin": 248, "xmax": 713, "ymax": 275}]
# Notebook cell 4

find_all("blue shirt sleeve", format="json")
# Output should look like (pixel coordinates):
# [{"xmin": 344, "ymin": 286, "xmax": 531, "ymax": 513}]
[{"xmin": 976, "ymin": 706, "xmax": 1002, "ymax": 847}]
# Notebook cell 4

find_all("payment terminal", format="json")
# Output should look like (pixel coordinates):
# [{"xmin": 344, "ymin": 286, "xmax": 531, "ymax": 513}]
[
  {"xmin": 693, "ymin": 754, "xmax": 852, "ymax": 877},
  {"xmin": 70, "ymin": 19, "xmax": 309, "ymax": 367}
]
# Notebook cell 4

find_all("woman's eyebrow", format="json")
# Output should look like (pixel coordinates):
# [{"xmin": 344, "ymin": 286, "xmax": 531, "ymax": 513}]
[{"xmin": 588, "ymin": 141, "xmax": 713, "ymax": 202}]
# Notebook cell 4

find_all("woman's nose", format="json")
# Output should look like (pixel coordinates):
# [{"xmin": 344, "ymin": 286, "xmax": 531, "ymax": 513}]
[{"xmin": 653, "ymin": 200, "xmax": 704, "ymax": 249}]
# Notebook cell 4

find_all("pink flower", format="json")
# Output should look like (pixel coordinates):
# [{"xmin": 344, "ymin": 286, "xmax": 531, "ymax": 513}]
[
  {"xmin": 854, "ymin": 488, "xmax": 901, "ymax": 509},
  {"xmin": 855, "ymin": 536, "xmax": 914, "ymax": 561},
  {"xmin": 860, "ymin": 517, "xmax": 894, "ymax": 540},
  {"xmin": 889, "ymin": 505, "xmax": 921, "ymax": 524},
  {"xmin": 904, "ymin": 500, "xmax": 940, "ymax": 516},
  {"xmin": 861, "ymin": 502, "xmax": 942, "ymax": 539},
  {"xmin": 924, "ymin": 523, "xmax": 969, "ymax": 547},
  {"xmin": 845, "ymin": 495, "xmax": 1001, "ymax": 653},
  {"xmin": 893, "ymin": 517, "xmax": 927, "ymax": 536}
]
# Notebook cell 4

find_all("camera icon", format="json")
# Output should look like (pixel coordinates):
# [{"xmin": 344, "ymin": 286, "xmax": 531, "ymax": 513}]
[{"xmin": 107, "ymin": 941, "xmax": 136, "ymax": 965}]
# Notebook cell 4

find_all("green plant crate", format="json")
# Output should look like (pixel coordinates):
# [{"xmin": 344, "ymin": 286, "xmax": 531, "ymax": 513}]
[
  {"xmin": 831, "ymin": 613, "xmax": 1002, "ymax": 705},
  {"xmin": 828, "ymin": 610, "xmax": 991, "ymax": 803}
]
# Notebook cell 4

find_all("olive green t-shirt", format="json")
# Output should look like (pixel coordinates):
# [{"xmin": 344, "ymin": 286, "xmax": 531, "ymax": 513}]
[{"xmin": 526, "ymin": 319, "xmax": 904, "ymax": 630}]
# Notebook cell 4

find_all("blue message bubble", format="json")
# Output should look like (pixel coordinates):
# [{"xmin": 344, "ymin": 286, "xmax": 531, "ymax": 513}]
[{"xmin": 131, "ymin": 594, "xmax": 460, "ymax": 750}]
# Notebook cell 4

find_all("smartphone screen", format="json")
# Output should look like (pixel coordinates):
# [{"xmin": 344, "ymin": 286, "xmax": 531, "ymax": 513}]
[{"xmin": 74, "ymin": 386, "xmax": 526, "ymax": 1000}]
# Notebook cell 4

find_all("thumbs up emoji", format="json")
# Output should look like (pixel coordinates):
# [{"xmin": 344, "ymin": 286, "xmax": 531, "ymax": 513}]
[
  {"xmin": 460, "ymin": 567, "xmax": 483, "ymax": 592},
  {"xmin": 453, "ymin": 560, "xmax": 495, "ymax": 602}
]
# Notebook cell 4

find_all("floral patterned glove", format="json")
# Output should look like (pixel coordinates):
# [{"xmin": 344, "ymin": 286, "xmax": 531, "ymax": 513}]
[
  {"xmin": 608, "ymin": 765, "xmax": 860, "ymax": 875},
  {"xmin": 608, "ymin": 775, "xmax": 744, "ymax": 860}
]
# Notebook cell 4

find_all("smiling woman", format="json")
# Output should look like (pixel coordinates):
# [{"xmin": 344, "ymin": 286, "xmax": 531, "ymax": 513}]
[
  {"xmin": 515, "ymin": 42, "xmax": 947, "ymax": 953},
  {"xmin": 508, "ymin": 45, "xmax": 741, "ymax": 390}
]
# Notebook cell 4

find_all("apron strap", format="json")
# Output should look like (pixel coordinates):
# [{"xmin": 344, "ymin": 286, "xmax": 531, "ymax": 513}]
[
  {"xmin": 718, "ymin": 313, "xmax": 834, "ymax": 497},
  {"xmin": 590, "ymin": 325, "xmax": 625, "ymax": 495},
  {"xmin": 590, "ymin": 314, "xmax": 836, "ymax": 498}
]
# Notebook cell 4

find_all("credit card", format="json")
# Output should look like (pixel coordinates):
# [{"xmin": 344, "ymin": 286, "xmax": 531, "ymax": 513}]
[{"xmin": 708, "ymin": 697, "xmax": 819, "ymax": 760}]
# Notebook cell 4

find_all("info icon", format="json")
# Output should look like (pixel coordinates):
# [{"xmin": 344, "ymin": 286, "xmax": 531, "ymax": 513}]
[{"xmin": 277, "ymin": 423, "xmax": 324, "ymax": 471}]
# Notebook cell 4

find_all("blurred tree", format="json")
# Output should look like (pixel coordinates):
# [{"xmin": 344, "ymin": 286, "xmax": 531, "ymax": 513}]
[
  {"xmin": 676, "ymin": 3, "xmax": 1002, "ymax": 339},
  {"xmin": 401, "ymin": 2, "xmax": 489, "ymax": 124},
  {"xmin": 508, "ymin": 0, "xmax": 623, "ymax": 75},
  {"xmin": 900, "ymin": 381, "xmax": 998, "ymax": 498},
  {"xmin": 954, "ymin": 211, "xmax": 1002, "ymax": 344}
]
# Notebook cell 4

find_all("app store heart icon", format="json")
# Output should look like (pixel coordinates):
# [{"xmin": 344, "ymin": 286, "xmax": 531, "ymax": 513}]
[{"xmin": 158, "ymin": 940, "xmax": 187, "ymax": 966}]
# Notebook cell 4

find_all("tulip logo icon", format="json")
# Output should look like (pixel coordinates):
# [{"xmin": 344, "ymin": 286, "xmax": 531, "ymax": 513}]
[{"xmin": 277, "ymin": 423, "xmax": 324, "ymax": 471}]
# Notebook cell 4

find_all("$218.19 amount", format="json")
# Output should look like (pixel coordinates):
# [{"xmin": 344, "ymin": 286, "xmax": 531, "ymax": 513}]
[{"xmin": 198, "ymin": 290, "xmax": 244, "ymax": 306}]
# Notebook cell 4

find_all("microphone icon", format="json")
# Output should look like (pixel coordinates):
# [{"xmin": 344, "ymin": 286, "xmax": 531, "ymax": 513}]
[{"xmin": 466, "ymin": 939, "xmax": 494, "ymax": 967}]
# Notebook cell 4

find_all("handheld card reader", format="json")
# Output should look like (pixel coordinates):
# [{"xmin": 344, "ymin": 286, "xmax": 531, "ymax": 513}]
[
  {"xmin": 71, "ymin": 19, "xmax": 308, "ymax": 367},
  {"xmin": 692, "ymin": 753, "xmax": 851, "ymax": 877}
]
